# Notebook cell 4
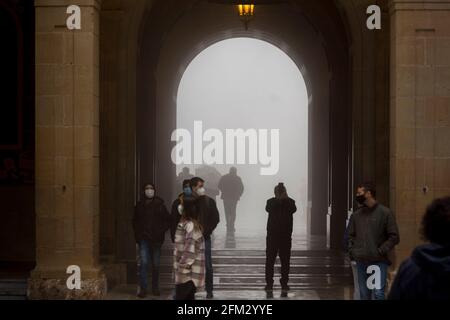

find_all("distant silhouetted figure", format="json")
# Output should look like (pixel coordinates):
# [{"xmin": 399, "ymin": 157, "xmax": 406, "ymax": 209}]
[
  {"xmin": 218, "ymin": 167, "xmax": 244, "ymax": 235},
  {"xmin": 265, "ymin": 183, "xmax": 297, "ymax": 298},
  {"xmin": 389, "ymin": 197, "xmax": 450, "ymax": 300},
  {"xmin": 176, "ymin": 167, "xmax": 194, "ymax": 190}
]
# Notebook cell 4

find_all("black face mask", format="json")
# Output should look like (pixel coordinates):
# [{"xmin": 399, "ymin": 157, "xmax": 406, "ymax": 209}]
[{"xmin": 355, "ymin": 194, "xmax": 366, "ymax": 205}]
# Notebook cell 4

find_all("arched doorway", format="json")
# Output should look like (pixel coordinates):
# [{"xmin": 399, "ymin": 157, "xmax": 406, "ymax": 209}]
[
  {"xmin": 134, "ymin": 0, "xmax": 350, "ymax": 256},
  {"xmin": 175, "ymin": 37, "xmax": 309, "ymax": 245},
  {"xmin": 97, "ymin": 0, "xmax": 391, "ymax": 296},
  {"xmin": 104, "ymin": 0, "xmax": 352, "ymax": 281}
]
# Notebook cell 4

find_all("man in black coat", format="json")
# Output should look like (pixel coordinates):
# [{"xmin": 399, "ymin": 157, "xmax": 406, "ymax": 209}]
[
  {"xmin": 133, "ymin": 183, "xmax": 170, "ymax": 298},
  {"xmin": 191, "ymin": 177, "xmax": 220, "ymax": 299},
  {"xmin": 389, "ymin": 197, "xmax": 450, "ymax": 300},
  {"xmin": 265, "ymin": 183, "xmax": 297, "ymax": 298},
  {"xmin": 218, "ymin": 167, "xmax": 244, "ymax": 236}
]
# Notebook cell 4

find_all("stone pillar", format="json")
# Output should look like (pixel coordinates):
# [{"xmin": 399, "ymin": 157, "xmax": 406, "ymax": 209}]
[
  {"xmin": 390, "ymin": 0, "xmax": 450, "ymax": 267},
  {"xmin": 30, "ymin": 0, "xmax": 105, "ymax": 299}
]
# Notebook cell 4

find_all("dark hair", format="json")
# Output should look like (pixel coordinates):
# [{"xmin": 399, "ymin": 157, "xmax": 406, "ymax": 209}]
[
  {"xmin": 190, "ymin": 177, "xmax": 204, "ymax": 189},
  {"xmin": 144, "ymin": 183, "xmax": 155, "ymax": 190},
  {"xmin": 357, "ymin": 182, "xmax": 376, "ymax": 198},
  {"xmin": 182, "ymin": 179, "xmax": 191, "ymax": 189},
  {"xmin": 275, "ymin": 183, "xmax": 288, "ymax": 199},
  {"xmin": 181, "ymin": 197, "xmax": 202, "ymax": 232},
  {"xmin": 421, "ymin": 197, "xmax": 450, "ymax": 246}
]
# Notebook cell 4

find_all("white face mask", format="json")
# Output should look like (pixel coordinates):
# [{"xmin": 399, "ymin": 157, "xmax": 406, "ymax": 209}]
[
  {"xmin": 197, "ymin": 187, "xmax": 206, "ymax": 197},
  {"xmin": 145, "ymin": 189, "xmax": 155, "ymax": 199},
  {"xmin": 178, "ymin": 204, "xmax": 184, "ymax": 215}
]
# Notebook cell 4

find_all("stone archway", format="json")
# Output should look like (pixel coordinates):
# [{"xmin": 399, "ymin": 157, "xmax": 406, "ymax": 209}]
[
  {"xmin": 98, "ymin": 1, "xmax": 392, "ymax": 279},
  {"xmin": 175, "ymin": 37, "xmax": 310, "ymax": 236},
  {"xmin": 29, "ymin": 0, "xmax": 397, "ymax": 299},
  {"xmin": 30, "ymin": 0, "xmax": 450, "ymax": 299},
  {"xmin": 133, "ymin": 0, "xmax": 351, "ymax": 261}
]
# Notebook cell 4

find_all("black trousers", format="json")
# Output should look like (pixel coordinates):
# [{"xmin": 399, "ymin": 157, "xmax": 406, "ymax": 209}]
[
  {"xmin": 265, "ymin": 235, "xmax": 292, "ymax": 288},
  {"xmin": 175, "ymin": 281, "xmax": 197, "ymax": 300},
  {"xmin": 223, "ymin": 199, "xmax": 238, "ymax": 233}
]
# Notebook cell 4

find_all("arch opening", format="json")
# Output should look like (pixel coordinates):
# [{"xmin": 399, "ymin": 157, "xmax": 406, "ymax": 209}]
[{"xmin": 175, "ymin": 37, "xmax": 309, "ymax": 247}]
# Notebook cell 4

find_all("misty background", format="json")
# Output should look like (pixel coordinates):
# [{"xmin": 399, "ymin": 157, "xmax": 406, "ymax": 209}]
[{"xmin": 176, "ymin": 38, "xmax": 308, "ymax": 236}]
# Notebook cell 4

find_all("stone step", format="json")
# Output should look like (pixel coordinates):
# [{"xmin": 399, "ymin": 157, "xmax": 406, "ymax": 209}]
[
  {"xmin": 128, "ymin": 248, "xmax": 353, "ymax": 291},
  {"xmin": 155, "ymin": 275, "xmax": 352, "ymax": 286},
  {"xmin": 0, "ymin": 279, "xmax": 27, "ymax": 300},
  {"xmin": 155, "ymin": 265, "xmax": 350, "ymax": 275},
  {"xmin": 158, "ymin": 256, "xmax": 350, "ymax": 265},
  {"xmin": 160, "ymin": 249, "xmax": 345, "ymax": 257}
]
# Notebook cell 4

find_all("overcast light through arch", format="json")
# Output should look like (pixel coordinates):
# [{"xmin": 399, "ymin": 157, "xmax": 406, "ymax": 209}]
[{"xmin": 176, "ymin": 37, "xmax": 309, "ymax": 237}]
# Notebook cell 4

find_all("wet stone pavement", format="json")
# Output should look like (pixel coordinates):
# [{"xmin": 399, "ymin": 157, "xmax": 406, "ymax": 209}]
[{"xmin": 105, "ymin": 231, "xmax": 354, "ymax": 300}]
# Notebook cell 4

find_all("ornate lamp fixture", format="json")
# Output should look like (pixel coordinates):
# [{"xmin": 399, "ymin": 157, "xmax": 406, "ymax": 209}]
[{"xmin": 237, "ymin": 3, "xmax": 255, "ymax": 30}]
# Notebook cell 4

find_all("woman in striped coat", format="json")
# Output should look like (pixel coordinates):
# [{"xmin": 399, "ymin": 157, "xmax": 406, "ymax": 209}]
[{"xmin": 173, "ymin": 197, "xmax": 205, "ymax": 300}]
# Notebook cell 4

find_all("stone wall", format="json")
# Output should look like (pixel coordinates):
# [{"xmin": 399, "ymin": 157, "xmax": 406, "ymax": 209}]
[
  {"xmin": 390, "ymin": 0, "xmax": 450, "ymax": 265},
  {"xmin": 31, "ymin": 0, "xmax": 105, "ymax": 299}
]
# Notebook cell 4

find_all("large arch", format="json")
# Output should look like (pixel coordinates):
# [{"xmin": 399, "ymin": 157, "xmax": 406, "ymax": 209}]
[
  {"xmin": 132, "ymin": 0, "xmax": 350, "ymax": 261},
  {"xmin": 176, "ymin": 37, "xmax": 310, "ymax": 235},
  {"xmin": 99, "ymin": 0, "xmax": 391, "ymax": 282}
]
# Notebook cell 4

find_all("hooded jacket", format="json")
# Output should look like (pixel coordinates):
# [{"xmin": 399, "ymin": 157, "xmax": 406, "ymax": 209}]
[
  {"xmin": 133, "ymin": 195, "xmax": 170, "ymax": 245},
  {"xmin": 389, "ymin": 243, "xmax": 450, "ymax": 300}
]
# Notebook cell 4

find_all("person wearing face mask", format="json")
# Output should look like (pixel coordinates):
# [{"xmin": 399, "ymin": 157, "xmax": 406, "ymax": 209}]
[
  {"xmin": 348, "ymin": 182, "xmax": 400, "ymax": 300},
  {"xmin": 170, "ymin": 179, "xmax": 193, "ymax": 242},
  {"xmin": 190, "ymin": 177, "xmax": 220, "ymax": 299},
  {"xmin": 133, "ymin": 183, "xmax": 171, "ymax": 298}
]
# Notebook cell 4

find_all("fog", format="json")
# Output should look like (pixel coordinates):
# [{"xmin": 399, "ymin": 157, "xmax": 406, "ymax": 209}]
[{"xmin": 176, "ymin": 38, "xmax": 308, "ymax": 236}]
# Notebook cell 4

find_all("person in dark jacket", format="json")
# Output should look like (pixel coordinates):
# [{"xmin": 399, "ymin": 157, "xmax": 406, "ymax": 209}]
[
  {"xmin": 389, "ymin": 196, "xmax": 450, "ymax": 300},
  {"xmin": 133, "ymin": 183, "xmax": 170, "ymax": 298},
  {"xmin": 265, "ymin": 183, "xmax": 297, "ymax": 298},
  {"xmin": 191, "ymin": 177, "xmax": 220, "ymax": 299},
  {"xmin": 218, "ymin": 167, "xmax": 244, "ymax": 236},
  {"xmin": 348, "ymin": 182, "xmax": 400, "ymax": 300},
  {"xmin": 170, "ymin": 179, "xmax": 192, "ymax": 242}
]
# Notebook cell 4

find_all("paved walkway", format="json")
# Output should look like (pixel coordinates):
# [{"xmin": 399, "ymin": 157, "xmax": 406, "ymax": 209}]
[{"xmin": 105, "ymin": 231, "xmax": 354, "ymax": 300}]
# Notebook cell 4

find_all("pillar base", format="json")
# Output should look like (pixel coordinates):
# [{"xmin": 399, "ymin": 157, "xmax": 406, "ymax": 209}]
[{"xmin": 27, "ymin": 271, "xmax": 107, "ymax": 300}]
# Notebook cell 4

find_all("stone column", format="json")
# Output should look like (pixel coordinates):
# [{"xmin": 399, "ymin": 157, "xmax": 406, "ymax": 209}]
[
  {"xmin": 390, "ymin": 0, "xmax": 450, "ymax": 267},
  {"xmin": 30, "ymin": 0, "xmax": 105, "ymax": 299}
]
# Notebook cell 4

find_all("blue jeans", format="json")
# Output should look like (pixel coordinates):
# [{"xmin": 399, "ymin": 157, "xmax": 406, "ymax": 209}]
[
  {"xmin": 205, "ymin": 237, "xmax": 213, "ymax": 294},
  {"xmin": 350, "ymin": 261, "xmax": 360, "ymax": 300},
  {"xmin": 137, "ymin": 240, "xmax": 161, "ymax": 290},
  {"xmin": 356, "ymin": 261, "xmax": 388, "ymax": 300}
]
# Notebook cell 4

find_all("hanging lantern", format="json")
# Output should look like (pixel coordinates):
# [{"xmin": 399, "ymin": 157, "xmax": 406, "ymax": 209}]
[{"xmin": 237, "ymin": 4, "xmax": 255, "ymax": 30}]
